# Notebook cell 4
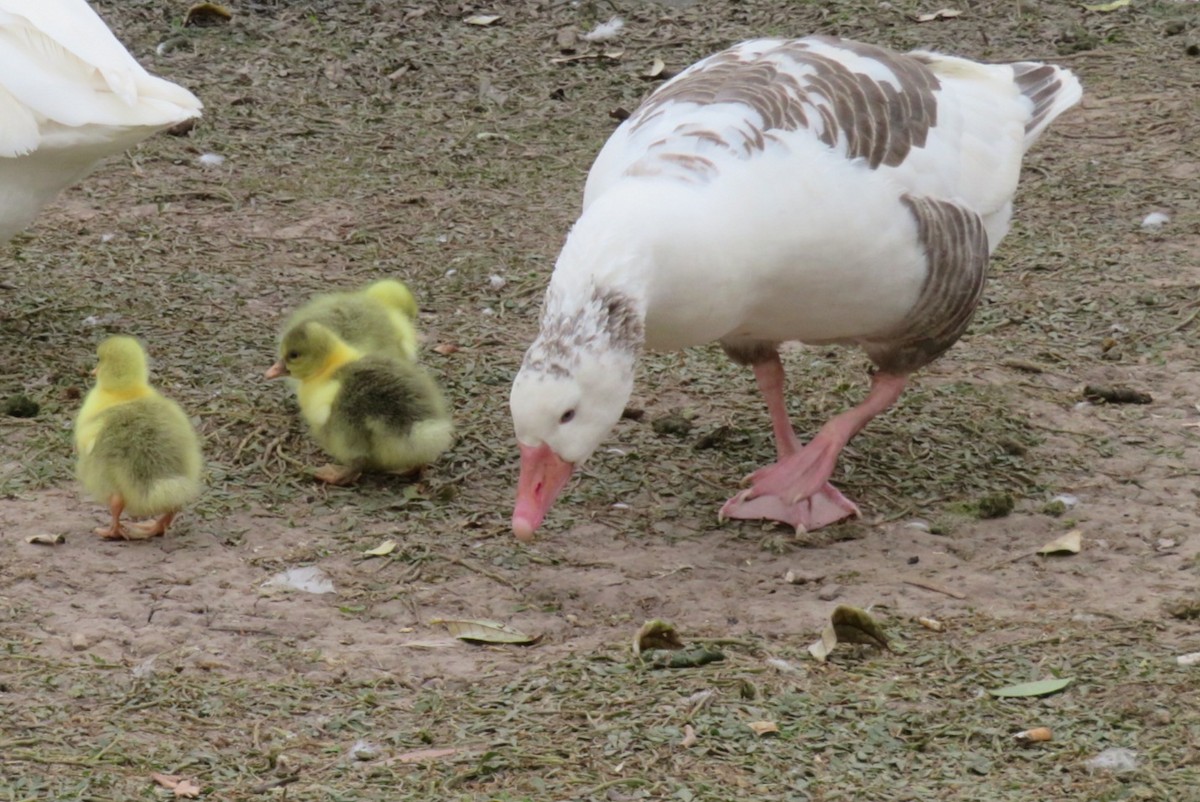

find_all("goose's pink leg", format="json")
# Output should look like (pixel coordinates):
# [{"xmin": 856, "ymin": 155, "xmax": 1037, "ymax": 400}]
[{"xmin": 721, "ymin": 364, "xmax": 907, "ymax": 531}]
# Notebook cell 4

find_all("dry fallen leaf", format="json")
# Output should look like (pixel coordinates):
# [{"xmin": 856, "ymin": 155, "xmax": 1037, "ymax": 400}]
[
  {"xmin": 831, "ymin": 605, "xmax": 891, "ymax": 651},
  {"xmin": 432, "ymin": 343, "xmax": 460, "ymax": 355},
  {"xmin": 150, "ymin": 773, "xmax": 202, "ymax": 798},
  {"xmin": 807, "ymin": 623, "xmax": 838, "ymax": 663},
  {"xmin": 633, "ymin": 619, "xmax": 684, "ymax": 656},
  {"xmin": 399, "ymin": 638, "xmax": 459, "ymax": 649},
  {"xmin": 184, "ymin": 2, "xmax": 231, "ymax": 26},
  {"xmin": 1038, "ymin": 529, "xmax": 1083, "ymax": 556},
  {"xmin": 680, "ymin": 724, "xmax": 697, "ymax": 748},
  {"xmin": 644, "ymin": 58, "xmax": 666, "ymax": 78},
  {"xmin": 989, "ymin": 677, "xmax": 1075, "ymax": 698},
  {"xmin": 747, "ymin": 720, "xmax": 780, "ymax": 736},
  {"xmin": 432, "ymin": 618, "xmax": 539, "ymax": 645},
  {"xmin": 464, "ymin": 14, "xmax": 500, "ymax": 25},
  {"xmin": 25, "ymin": 533, "xmax": 65, "ymax": 546},
  {"xmin": 362, "ymin": 539, "xmax": 397, "ymax": 557},
  {"xmin": 916, "ymin": 7, "xmax": 962, "ymax": 22},
  {"xmin": 1082, "ymin": 0, "xmax": 1131, "ymax": 10},
  {"xmin": 917, "ymin": 616, "xmax": 945, "ymax": 632}
]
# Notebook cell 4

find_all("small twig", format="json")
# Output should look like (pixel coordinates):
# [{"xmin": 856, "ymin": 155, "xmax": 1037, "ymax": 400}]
[
  {"xmin": 988, "ymin": 550, "xmax": 1039, "ymax": 570},
  {"xmin": 902, "ymin": 578, "xmax": 967, "ymax": 600},
  {"xmin": 1130, "ymin": 307, "xmax": 1200, "ymax": 346},
  {"xmin": 434, "ymin": 552, "xmax": 520, "ymax": 590},
  {"xmin": 999, "ymin": 358, "xmax": 1072, "ymax": 379}
]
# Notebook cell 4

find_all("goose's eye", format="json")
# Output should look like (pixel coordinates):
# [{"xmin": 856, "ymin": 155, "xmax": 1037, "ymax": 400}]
[
  {"xmin": 287, "ymin": 350, "xmax": 300, "ymax": 360},
  {"xmin": 560, "ymin": 409, "xmax": 576, "ymax": 424}
]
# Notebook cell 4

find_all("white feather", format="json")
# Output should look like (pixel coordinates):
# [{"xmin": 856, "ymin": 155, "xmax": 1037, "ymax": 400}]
[
  {"xmin": 581, "ymin": 17, "xmax": 624, "ymax": 43},
  {"xmin": 0, "ymin": 0, "xmax": 202, "ymax": 242}
]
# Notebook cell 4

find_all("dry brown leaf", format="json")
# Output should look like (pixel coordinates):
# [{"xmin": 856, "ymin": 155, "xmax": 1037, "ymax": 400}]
[
  {"xmin": 432, "ymin": 343, "xmax": 460, "ymax": 355},
  {"xmin": 633, "ymin": 619, "xmax": 684, "ymax": 656},
  {"xmin": 399, "ymin": 638, "xmax": 459, "ymax": 649},
  {"xmin": 184, "ymin": 2, "xmax": 231, "ymax": 26},
  {"xmin": 807, "ymin": 623, "xmax": 838, "ymax": 662},
  {"xmin": 150, "ymin": 773, "xmax": 201, "ymax": 798},
  {"xmin": 432, "ymin": 618, "xmax": 538, "ymax": 645},
  {"xmin": 644, "ymin": 58, "xmax": 666, "ymax": 78},
  {"xmin": 916, "ymin": 8, "xmax": 962, "ymax": 22},
  {"xmin": 747, "ymin": 720, "xmax": 780, "ymax": 736},
  {"xmin": 173, "ymin": 780, "xmax": 201, "ymax": 799},
  {"xmin": 25, "ymin": 533, "xmax": 65, "ymax": 545},
  {"xmin": 362, "ymin": 539, "xmax": 397, "ymax": 557},
  {"xmin": 1039, "ymin": 529, "xmax": 1083, "ymax": 556},
  {"xmin": 464, "ymin": 14, "xmax": 500, "ymax": 26}
]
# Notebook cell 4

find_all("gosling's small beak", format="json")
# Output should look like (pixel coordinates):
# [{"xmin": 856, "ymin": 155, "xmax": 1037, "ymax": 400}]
[{"xmin": 264, "ymin": 361, "xmax": 288, "ymax": 379}]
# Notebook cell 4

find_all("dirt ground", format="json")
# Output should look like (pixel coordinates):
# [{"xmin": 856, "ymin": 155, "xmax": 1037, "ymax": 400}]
[{"xmin": 2, "ymin": 1, "xmax": 1198, "ymax": 800}]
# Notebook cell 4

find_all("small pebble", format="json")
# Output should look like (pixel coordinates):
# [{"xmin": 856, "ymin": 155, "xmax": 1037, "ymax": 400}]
[
  {"xmin": 817, "ymin": 584, "xmax": 843, "ymax": 602},
  {"xmin": 350, "ymin": 740, "xmax": 380, "ymax": 761},
  {"xmin": 906, "ymin": 555, "xmax": 919, "ymax": 565},
  {"xmin": 70, "ymin": 632, "xmax": 90, "ymax": 651}
]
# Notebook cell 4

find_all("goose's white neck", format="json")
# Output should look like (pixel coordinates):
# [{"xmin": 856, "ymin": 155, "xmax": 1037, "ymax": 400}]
[{"xmin": 548, "ymin": 192, "xmax": 654, "ymax": 312}]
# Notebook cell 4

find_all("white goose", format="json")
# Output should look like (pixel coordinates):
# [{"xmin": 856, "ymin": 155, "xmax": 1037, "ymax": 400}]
[
  {"xmin": 0, "ymin": 0, "xmax": 202, "ymax": 244},
  {"xmin": 509, "ymin": 35, "xmax": 1081, "ymax": 541}
]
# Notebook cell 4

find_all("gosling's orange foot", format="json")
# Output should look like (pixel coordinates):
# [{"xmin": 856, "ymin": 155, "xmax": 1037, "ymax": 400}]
[
  {"xmin": 313, "ymin": 463, "xmax": 361, "ymax": 485},
  {"xmin": 94, "ymin": 524, "xmax": 130, "ymax": 539},
  {"xmin": 127, "ymin": 512, "xmax": 175, "ymax": 539},
  {"xmin": 386, "ymin": 466, "xmax": 423, "ymax": 480}
]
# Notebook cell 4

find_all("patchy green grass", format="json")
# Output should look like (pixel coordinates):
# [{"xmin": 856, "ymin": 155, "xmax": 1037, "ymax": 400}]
[{"xmin": 3, "ymin": 617, "xmax": 1198, "ymax": 801}]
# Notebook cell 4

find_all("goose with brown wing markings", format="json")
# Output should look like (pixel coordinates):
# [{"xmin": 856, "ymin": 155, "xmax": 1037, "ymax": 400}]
[{"xmin": 509, "ymin": 35, "xmax": 1081, "ymax": 541}]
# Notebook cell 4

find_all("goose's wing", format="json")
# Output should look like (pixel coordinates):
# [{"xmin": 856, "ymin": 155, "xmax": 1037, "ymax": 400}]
[
  {"xmin": 584, "ymin": 36, "xmax": 1079, "ymax": 245},
  {"xmin": 0, "ymin": 0, "xmax": 201, "ymax": 156}
]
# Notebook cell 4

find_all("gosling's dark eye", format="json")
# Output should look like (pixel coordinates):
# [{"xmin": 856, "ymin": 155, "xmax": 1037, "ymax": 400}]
[
  {"xmin": 560, "ymin": 409, "xmax": 576, "ymax": 424},
  {"xmin": 287, "ymin": 350, "xmax": 300, "ymax": 360}
]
